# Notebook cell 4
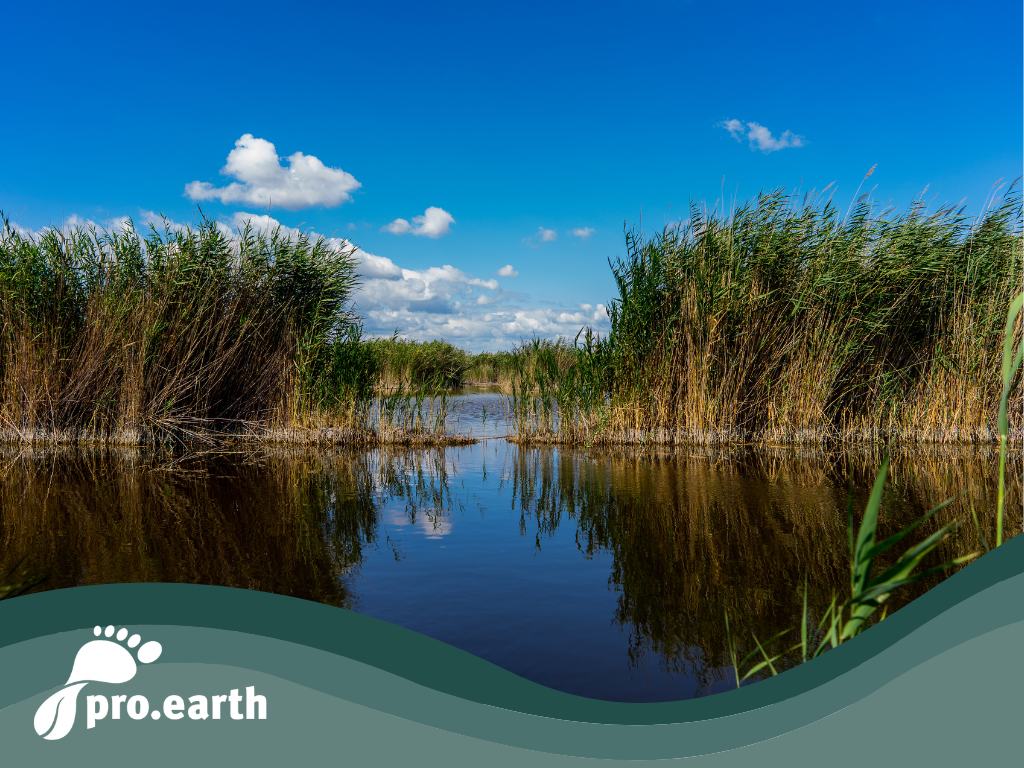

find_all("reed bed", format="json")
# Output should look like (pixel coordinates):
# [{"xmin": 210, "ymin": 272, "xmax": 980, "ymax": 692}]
[
  {"xmin": 721, "ymin": 304, "xmax": 1023, "ymax": 682},
  {"xmin": 0, "ymin": 217, "xmax": 466, "ymax": 447},
  {"xmin": 365, "ymin": 338, "xmax": 470, "ymax": 392},
  {"xmin": 510, "ymin": 189, "xmax": 1023, "ymax": 445},
  {"xmin": 464, "ymin": 350, "xmax": 520, "ymax": 388},
  {"xmin": 366, "ymin": 340, "xmax": 523, "ymax": 391}
]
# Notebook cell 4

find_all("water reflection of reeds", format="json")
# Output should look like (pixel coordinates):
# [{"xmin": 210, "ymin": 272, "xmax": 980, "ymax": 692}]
[
  {"xmin": 507, "ymin": 445, "xmax": 1020, "ymax": 673},
  {"xmin": 0, "ymin": 448, "xmax": 380, "ymax": 605},
  {"xmin": 1, "ymin": 443, "xmax": 1018, "ymax": 684}
]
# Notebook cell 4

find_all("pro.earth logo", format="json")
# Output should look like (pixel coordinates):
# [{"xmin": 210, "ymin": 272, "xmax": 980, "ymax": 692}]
[{"xmin": 33, "ymin": 625, "xmax": 267, "ymax": 740}]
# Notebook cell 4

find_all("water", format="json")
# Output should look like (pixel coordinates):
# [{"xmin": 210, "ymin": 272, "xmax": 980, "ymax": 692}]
[
  {"xmin": 442, "ymin": 386, "xmax": 514, "ymax": 438},
  {"xmin": 0, "ymin": 393, "xmax": 1016, "ymax": 701}
]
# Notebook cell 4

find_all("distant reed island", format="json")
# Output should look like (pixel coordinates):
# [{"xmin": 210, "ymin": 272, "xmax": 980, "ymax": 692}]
[{"xmin": 1, "ymin": 188, "xmax": 1020, "ymax": 447}]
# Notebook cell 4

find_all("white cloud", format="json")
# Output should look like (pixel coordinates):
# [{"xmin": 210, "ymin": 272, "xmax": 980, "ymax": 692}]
[
  {"xmin": 722, "ymin": 118, "xmax": 744, "ymax": 139},
  {"xmin": 63, "ymin": 214, "xmax": 104, "ymax": 230},
  {"xmin": 721, "ymin": 119, "xmax": 805, "ymax": 152},
  {"xmin": 184, "ymin": 134, "xmax": 361, "ymax": 209},
  {"xmin": 384, "ymin": 218, "xmax": 412, "ymax": 234},
  {"xmin": 384, "ymin": 206, "xmax": 454, "ymax": 238},
  {"xmin": 7, "ymin": 221, "xmax": 36, "ymax": 239},
  {"xmin": 362, "ymin": 304, "xmax": 609, "ymax": 352},
  {"xmin": 347, "ymin": 219, "xmax": 609, "ymax": 348},
  {"xmin": 571, "ymin": 227, "xmax": 595, "ymax": 239},
  {"xmin": 354, "ymin": 249, "xmax": 405, "ymax": 280},
  {"xmin": 140, "ymin": 210, "xmax": 188, "ymax": 233},
  {"xmin": 523, "ymin": 227, "xmax": 558, "ymax": 247},
  {"xmin": 9, "ymin": 214, "xmax": 133, "ymax": 239},
  {"xmin": 228, "ymin": 211, "xmax": 295, "ymax": 235},
  {"xmin": 225, "ymin": 212, "xmax": 403, "ymax": 280}
]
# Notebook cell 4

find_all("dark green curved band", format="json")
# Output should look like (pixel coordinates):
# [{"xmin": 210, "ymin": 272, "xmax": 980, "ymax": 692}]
[{"xmin": 0, "ymin": 535, "xmax": 1020, "ymax": 730}]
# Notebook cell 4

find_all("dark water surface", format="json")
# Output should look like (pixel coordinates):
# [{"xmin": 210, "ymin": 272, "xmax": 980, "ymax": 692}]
[{"xmin": 1, "ymin": 394, "xmax": 1017, "ymax": 701}]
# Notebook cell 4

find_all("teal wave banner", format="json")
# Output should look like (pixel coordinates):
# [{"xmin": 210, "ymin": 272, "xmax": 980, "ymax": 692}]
[{"xmin": 1, "ymin": 536, "xmax": 1021, "ymax": 766}]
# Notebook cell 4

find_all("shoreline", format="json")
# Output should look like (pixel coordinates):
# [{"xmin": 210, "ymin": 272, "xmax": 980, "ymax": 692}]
[
  {"xmin": 2, "ymin": 426, "xmax": 1019, "ymax": 451},
  {"xmin": 0, "ymin": 427, "xmax": 479, "ymax": 449},
  {"xmin": 508, "ymin": 430, "xmax": 1023, "ymax": 447}
]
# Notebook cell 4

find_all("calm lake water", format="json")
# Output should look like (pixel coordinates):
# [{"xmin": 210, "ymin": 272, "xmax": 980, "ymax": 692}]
[{"xmin": 1, "ymin": 392, "xmax": 1017, "ymax": 701}]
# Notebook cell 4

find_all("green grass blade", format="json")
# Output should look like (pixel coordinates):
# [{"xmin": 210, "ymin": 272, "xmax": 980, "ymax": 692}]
[{"xmin": 852, "ymin": 457, "xmax": 890, "ymax": 594}]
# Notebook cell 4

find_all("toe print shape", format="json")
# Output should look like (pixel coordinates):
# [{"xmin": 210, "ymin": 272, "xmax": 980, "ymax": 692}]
[
  {"xmin": 137, "ymin": 640, "xmax": 161, "ymax": 664},
  {"xmin": 33, "ymin": 625, "xmax": 162, "ymax": 741},
  {"xmin": 64, "ymin": 626, "xmax": 161, "ymax": 686}
]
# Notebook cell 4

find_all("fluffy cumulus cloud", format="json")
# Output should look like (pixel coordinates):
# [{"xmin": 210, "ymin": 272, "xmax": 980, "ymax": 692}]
[
  {"xmin": 721, "ymin": 119, "xmax": 805, "ymax": 152},
  {"xmin": 7, "ymin": 221, "xmax": 36, "ymax": 239},
  {"xmin": 356, "ymin": 246, "xmax": 608, "ymax": 349},
  {"xmin": 383, "ymin": 206, "xmax": 455, "ymax": 238},
  {"xmin": 571, "ymin": 227, "xmax": 595, "ymax": 239},
  {"xmin": 184, "ymin": 134, "xmax": 361, "ymax": 209},
  {"xmin": 10, "ymin": 214, "xmax": 133, "ymax": 238},
  {"xmin": 217, "ymin": 214, "xmax": 609, "ymax": 349},
  {"xmin": 524, "ymin": 226, "xmax": 557, "ymax": 246},
  {"xmin": 363, "ymin": 304, "xmax": 609, "ymax": 352}
]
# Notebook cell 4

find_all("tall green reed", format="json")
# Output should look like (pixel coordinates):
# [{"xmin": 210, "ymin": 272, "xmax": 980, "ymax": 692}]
[
  {"xmin": 725, "ymin": 458, "xmax": 973, "ymax": 685},
  {"xmin": 723, "ymin": 300, "xmax": 1024, "ymax": 685},
  {"xmin": 512, "ymin": 189, "xmax": 1022, "ymax": 445},
  {"xmin": 0, "ymin": 215, "xmax": 367, "ymax": 443},
  {"xmin": 365, "ymin": 337, "xmax": 470, "ymax": 392},
  {"xmin": 997, "ymin": 293, "xmax": 1023, "ymax": 545}
]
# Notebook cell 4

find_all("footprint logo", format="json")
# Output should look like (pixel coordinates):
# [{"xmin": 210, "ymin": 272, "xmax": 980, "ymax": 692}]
[{"xmin": 33, "ymin": 625, "xmax": 162, "ymax": 741}]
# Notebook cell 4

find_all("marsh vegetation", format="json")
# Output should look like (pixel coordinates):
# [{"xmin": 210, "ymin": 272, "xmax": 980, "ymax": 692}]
[
  {"xmin": 1, "ymin": 188, "xmax": 1020, "ymax": 698},
  {"xmin": 3, "ymin": 188, "xmax": 1019, "ymax": 448},
  {"xmin": 0, "ymin": 219, "xmax": 473, "ymax": 446},
  {"xmin": 507, "ymin": 191, "xmax": 1022, "ymax": 445}
]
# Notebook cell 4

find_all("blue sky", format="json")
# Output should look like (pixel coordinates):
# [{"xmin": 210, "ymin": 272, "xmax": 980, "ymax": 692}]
[{"xmin": 3, "ymin": 1, "xmax": 1021, "ymax": 350}]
